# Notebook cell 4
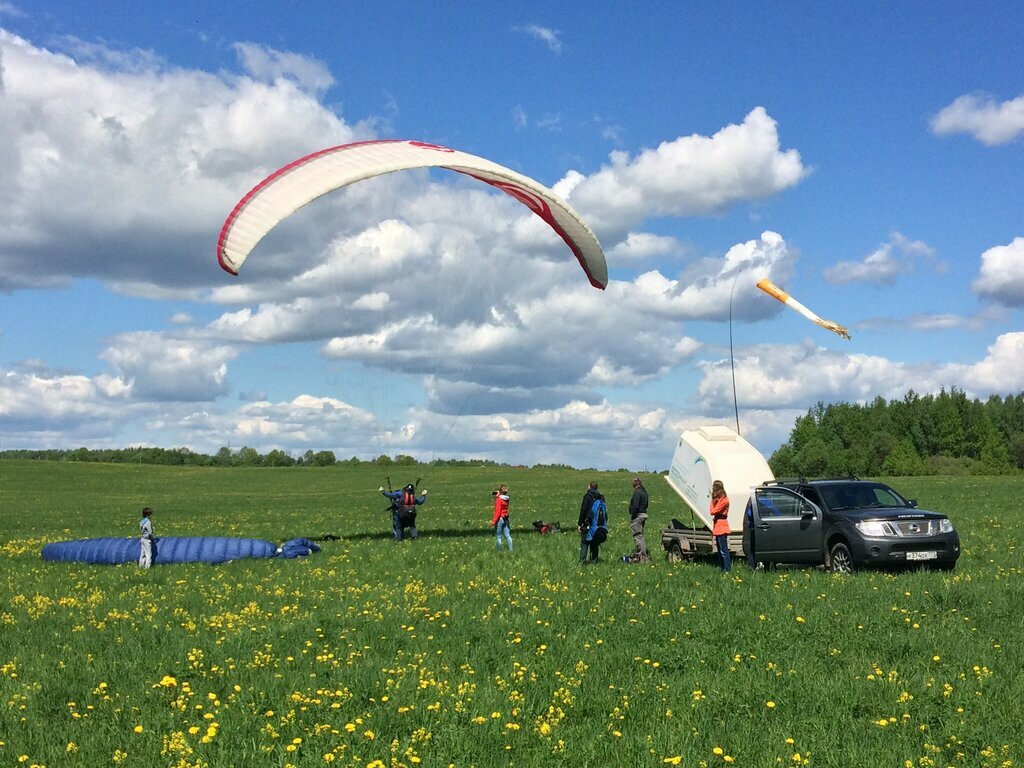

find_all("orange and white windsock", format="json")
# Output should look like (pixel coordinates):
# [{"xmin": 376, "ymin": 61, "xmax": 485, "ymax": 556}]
[{"xmin": 756, "ymin": 278, "xmax": 851, "ymax": 340}]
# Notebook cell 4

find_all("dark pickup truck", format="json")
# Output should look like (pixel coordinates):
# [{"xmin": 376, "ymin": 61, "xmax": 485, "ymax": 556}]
[{"xmin": 743, "ymin": 478, "xmax": 961, "ymax": 572}]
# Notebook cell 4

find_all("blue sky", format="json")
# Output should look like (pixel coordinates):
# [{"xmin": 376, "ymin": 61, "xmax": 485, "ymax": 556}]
[{"xmin": 1, "ymin": 1, "xmax": 1022, "ymax": 469}]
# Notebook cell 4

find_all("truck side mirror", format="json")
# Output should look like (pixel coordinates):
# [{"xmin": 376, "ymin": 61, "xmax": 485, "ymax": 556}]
[{"xmin": 800, "ymin": 502, "xmax": 817, "ymax": 519}]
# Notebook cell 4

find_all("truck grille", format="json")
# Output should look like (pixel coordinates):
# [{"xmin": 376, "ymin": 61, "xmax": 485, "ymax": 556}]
[{"xmin": 893, "ymin": 520, "xmax": 938, "ymax": 536}]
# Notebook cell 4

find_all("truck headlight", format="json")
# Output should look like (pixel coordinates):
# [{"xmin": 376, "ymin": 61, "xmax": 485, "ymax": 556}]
[
  {"xmin": 855, "ymin": 520, "xmax": 893, "ymax": 537},
  {"xmin": 939, "ymin": 519, "xmax": 955, "ymax": 534}
]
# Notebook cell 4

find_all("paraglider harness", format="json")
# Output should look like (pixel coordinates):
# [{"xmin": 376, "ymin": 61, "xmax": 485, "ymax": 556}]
[
  {"xmin": 398, "ymin": 488, "xmax": 418, "ymax": 527},
  {"xmin": 532, "ymin": 520, "xmax": 561, "ymax": 534},
  {"xmin": 587, "ymin": 498, "xmax": 609, "ymax": 545}
]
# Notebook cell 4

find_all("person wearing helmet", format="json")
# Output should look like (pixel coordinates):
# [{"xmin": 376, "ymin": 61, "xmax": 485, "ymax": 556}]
[{"xmin": 379, "ymin": 483, "xmax": 428, "ymax": 540}]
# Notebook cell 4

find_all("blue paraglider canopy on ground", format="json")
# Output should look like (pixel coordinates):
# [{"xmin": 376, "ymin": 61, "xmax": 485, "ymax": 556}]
[{"xmin": 41, "ymin": 536, "xmax": 321, "ymax": 565}]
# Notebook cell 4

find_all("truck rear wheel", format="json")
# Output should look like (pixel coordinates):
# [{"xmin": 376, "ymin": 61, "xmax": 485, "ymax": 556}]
[{"xmin": 829, "ymin": 541, "xmax": 854, "ymax": 573}]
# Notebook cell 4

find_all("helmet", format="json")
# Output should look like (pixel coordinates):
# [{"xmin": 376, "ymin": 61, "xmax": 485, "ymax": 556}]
[{"xmin": 405, "ymin": 484, "xmax": 415, "ymax": 492}]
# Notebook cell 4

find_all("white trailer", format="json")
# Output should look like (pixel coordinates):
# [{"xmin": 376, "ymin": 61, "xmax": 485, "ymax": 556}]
[{"xmin": 661, "ymin": 425, "xmax": 775, "ymax": 560}]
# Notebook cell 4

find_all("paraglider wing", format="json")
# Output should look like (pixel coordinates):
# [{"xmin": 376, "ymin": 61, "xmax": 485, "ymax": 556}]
[
  {"xmin": 217, "ymin": 139, "xmax": 608, "ymax": 289},
  {"xmin": 40, "ymin": 536, "xmax": 319, "ymax": 565},
  {"xmin": 756, "ymin": 278, "xmax": 851, "ymax": 340}
]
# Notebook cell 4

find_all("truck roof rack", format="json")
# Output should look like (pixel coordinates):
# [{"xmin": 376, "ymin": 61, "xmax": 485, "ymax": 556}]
[
  {"xmin": 761, "ymin": 477, "xmax": 807, "ymax": 486},
  {"xmin": 762, "ymin": 476, "xmax": 862, "ymax": 486}
]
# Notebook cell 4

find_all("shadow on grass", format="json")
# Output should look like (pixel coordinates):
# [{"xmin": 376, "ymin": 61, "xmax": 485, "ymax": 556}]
[{"xmin": 314, "ymin": 526, "xmax": 569, "ymax": 542}]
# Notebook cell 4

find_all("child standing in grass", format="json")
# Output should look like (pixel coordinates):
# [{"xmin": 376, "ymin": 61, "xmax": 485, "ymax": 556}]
[
  {"xmin": 139, "ymin": 506, "xmax": 155, "ymax": 569},
  {"xmin": 492, "ymin": 485, "xmax": 512, "ymax": 551}
]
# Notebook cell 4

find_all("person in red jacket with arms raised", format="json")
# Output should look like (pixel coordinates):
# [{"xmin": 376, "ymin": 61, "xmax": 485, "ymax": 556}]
[{"xmin": 711, "ymin": 479, "xmax": 731, "ymax": 572}]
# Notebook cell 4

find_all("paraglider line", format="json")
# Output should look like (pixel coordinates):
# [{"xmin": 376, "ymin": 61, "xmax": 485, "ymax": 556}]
[{"xmin": 433, "ymin": 390, "xmax": 472, "ymax": 462}]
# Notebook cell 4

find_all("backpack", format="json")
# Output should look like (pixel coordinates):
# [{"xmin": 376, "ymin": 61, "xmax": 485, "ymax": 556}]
[{"xmin": 588, "ymin": 498, "xmax": 609, "ymax": 544}]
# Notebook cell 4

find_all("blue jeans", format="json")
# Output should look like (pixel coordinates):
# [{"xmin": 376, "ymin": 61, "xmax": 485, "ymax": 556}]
[
  {"xmin": 580, "ymin": 537, "xmax": 600, "ymax": 563},
  {"xmin": 393, "ymin": 510, "xmax": 417, "ymax": 540},
  {"xmin": 495, "ymin": 517, "xmax": 512, "ymax": 550},
  {"xmin": 745, "ymin": 515, "xmax": 757, "ymax": 569},
  {"xmin": 715, "ymin": 534, "xmax": 731, "ymax": 572}
]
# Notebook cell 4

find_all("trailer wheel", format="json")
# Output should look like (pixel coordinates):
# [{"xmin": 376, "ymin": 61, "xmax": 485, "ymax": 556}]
[{"xmin": 667, "ymin": 541, "xmax": 684, "ymax": 563}]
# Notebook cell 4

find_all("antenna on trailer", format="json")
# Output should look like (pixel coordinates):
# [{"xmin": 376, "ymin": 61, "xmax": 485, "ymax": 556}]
[{"xmin": 728, "ymin": 273, "xmax": 741, "ymax": 435}]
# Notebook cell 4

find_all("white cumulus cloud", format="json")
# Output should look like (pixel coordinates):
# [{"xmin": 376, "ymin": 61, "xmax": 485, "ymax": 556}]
[
  {"xmin": 972, "ymin": 237, "xmax": 1024, "ymax": 307},
  {"xmin": 932, "ymin": 93, "xmax": 1024, "ymax": 146},
  {"xmin": 565, "ymin": 107, "xmax": 810, "ymax": 235},
  {"xmin": 101, "ymin": 333, "xmax": 237, "ymax": 401}
]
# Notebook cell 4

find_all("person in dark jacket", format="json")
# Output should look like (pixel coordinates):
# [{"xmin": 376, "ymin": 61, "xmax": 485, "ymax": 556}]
[
  {"xmin": 577, "ymin": 482, "xmax": 606, "ymax": 564},
  {"xmin": 629, "ymin": 477, "xmax": 650, "ymax": 562}
]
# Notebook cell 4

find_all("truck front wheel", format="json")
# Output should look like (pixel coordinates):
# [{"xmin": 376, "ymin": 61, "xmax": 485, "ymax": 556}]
[{"xmin": 829, "ymin": 541, "xmax": 854, "ymax": 574}]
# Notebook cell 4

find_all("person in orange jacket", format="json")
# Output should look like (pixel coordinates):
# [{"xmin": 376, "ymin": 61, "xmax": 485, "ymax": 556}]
[
  {"xmin": 710, "ymin": 479, "xmax": 731, "ymax": 572},
  {"xmin": 491, "ymin": 485, "xmax": 512, "ymax": 551}
]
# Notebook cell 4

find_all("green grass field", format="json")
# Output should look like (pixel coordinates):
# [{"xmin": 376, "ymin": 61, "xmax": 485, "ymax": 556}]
[{"xmin": 1, "ymin": 461, "xmax": 1021, "ymax": 768}]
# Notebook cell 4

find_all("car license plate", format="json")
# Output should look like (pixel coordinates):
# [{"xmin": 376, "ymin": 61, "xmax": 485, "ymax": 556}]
[{"xmin": 907, "ymin": 551, "xmax": 937, "ymax": 561}]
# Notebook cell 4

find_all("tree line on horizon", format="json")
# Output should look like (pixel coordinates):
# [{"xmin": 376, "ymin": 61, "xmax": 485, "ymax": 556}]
[
  {"xmin": 5, "ymin": 387, "xmax": 1023, "ymax": 477},
  {"xmin": 0, "ymin": 446, "xmax": 512, "ymax": 469},
  {"xmin": 769, "ymin": 388, "xmax": 1024, "ymax": 477}
]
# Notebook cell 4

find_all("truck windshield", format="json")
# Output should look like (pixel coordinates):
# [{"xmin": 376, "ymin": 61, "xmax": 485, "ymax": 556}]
[{"xmin": 820, "ymin": 483, "xmax": 909, "ymax": 510}]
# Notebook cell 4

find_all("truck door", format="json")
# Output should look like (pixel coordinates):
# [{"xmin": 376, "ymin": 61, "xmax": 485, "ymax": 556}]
[{"xmin": 752, "ymin": 487, "xmax": 822, "ymax": 565}]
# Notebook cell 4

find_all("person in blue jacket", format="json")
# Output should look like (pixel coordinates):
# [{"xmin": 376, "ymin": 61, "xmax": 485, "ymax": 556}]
[{"xmin": 379, "ymin": 484, "xmax": 427, "ymax": 540}]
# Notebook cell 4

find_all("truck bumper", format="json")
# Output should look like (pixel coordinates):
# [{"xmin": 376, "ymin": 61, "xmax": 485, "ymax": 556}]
[{"xmin": 852, "ymin": 532, "xmax": 961, "ymax": 568}]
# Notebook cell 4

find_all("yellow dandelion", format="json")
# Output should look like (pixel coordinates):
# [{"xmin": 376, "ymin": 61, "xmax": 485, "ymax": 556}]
[
  {"xmin": 713, "ymin": 746, "xmax": 724, "ymax": 755},
  {"xmin": 133, "ymin": 725, "xmax": 144, "ymax": 734},
  {"xmin": 766, "ymin": 701, "xmax": 776, "ymax": 709}
]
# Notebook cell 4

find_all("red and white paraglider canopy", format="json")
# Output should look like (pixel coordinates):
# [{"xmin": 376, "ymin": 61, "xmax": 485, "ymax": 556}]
[{"xmin": 217, "ymin": 139, "xmax": 608, "ymax": 289}]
